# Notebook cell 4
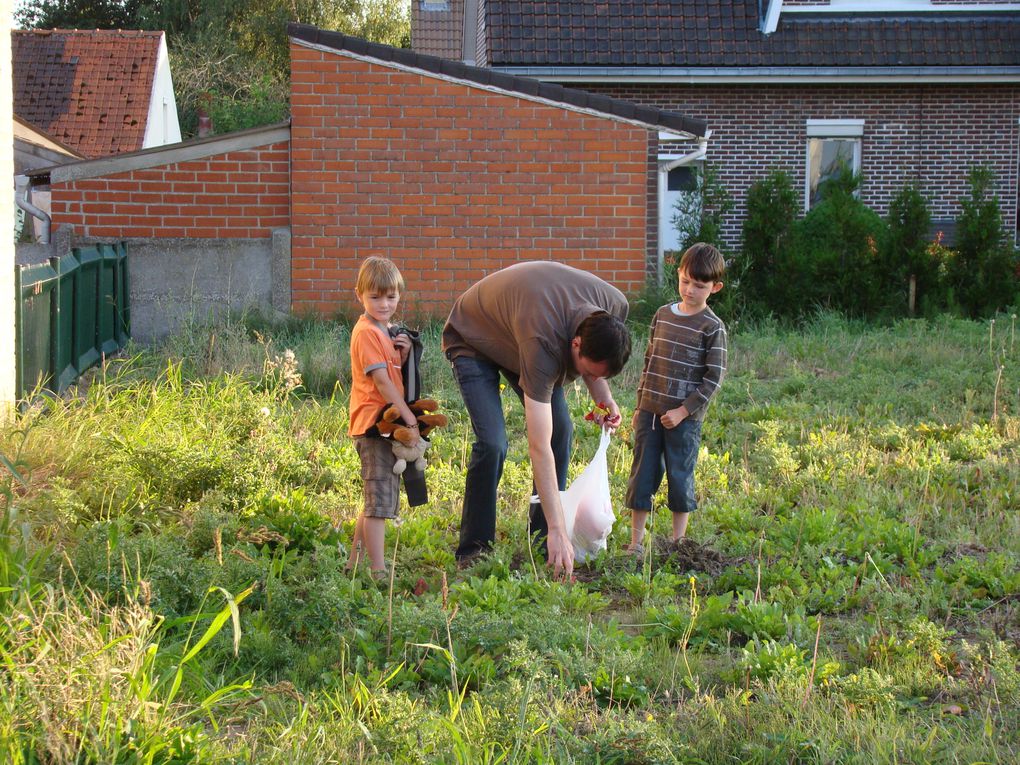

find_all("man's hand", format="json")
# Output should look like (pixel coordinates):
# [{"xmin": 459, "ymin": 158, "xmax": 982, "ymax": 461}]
[
  {"xmin": 585, "ymin": 400, "xmax": 622, "ymax": 430},
  {"xmin": 546, "ymin": 526, "xmax": 575, "ymax": 580},
  {"xmin": 661, "ymin": 405, "xmax": 689, "ymax": 429},
  {"xmin": 604, "ymin": 399, "xmax": 623, "ymax": 430}
]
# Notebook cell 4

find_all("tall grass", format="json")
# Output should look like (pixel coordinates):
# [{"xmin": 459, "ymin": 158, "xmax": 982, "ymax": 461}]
[{"xmin": 0, "ymin": 310, "xmax": 1017, "ymax": 763}]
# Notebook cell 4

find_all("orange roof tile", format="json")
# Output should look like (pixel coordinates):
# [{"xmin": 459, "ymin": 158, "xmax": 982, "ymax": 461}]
[{"xmin": 12, "ymin": 29, "xmax": 163, "ymax": 159}]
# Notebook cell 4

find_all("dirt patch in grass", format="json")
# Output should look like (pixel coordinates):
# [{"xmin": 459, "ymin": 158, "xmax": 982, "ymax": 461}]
[{"xmin": 653, "ymin": 538, "xmax": 741, "ymax": 577}]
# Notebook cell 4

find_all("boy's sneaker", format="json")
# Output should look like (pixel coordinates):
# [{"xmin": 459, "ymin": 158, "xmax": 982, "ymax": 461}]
[{"xmin": 622, "ymin": 543, "xmax": 644, "ymax": 557}]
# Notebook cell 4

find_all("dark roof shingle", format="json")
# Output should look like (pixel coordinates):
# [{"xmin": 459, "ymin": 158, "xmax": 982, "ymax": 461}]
[{"xmin": 483, "ymin": 0, "xmax": 1020, "ymax": 69}]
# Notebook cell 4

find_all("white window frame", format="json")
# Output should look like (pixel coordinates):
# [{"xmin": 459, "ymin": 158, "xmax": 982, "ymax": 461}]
[{"xmin": 805, "ymin": 119, "xmax": 864, "ymax": 211}]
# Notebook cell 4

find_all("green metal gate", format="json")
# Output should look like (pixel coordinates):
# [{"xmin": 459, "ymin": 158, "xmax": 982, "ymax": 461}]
[{"xmin": 15, "ymin": 243, "xmax": 129, "ymax": 398}]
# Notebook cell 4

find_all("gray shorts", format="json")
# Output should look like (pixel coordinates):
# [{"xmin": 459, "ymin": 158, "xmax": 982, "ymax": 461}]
[{"xmin": 354, "ymin": 436, "xmax": 400, "ymax": 519}]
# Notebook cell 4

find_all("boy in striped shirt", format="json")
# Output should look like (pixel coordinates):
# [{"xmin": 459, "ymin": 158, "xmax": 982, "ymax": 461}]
[{"xmin": 626, "ymin": 243, "xmax": 727, "ymax": 552}]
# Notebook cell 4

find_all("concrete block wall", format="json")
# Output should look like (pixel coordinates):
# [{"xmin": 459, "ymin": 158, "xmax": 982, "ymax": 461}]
[
  {"xmin": 591, "ymin": 82, "xmax": 1020, "ymax": 253},
  {"xmin": 289, "ymin": 41, "xmax": 653, "ymax": 318},
  {"xmin": 51, "ymin": 142, "xmax": 291, "ymax": 239}
]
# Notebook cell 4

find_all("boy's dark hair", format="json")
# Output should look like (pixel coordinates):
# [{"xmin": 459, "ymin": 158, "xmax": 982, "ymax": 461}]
[
  {"xmin": 575, "ymin": 312, "xmax": 632, "ymax": 377},
  {"xmin": 679, "ymin": 243, "xmax": 726, "ymax": 283}
]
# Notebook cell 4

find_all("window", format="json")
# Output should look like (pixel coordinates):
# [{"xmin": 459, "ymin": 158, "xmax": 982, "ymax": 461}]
[
  {"xmin": 667, "ymin": 166, "xmax": 697, "ymax": 192},
  {"xmin": 805, "ymin": 119, "xmax": 864, "ymax": 210}
]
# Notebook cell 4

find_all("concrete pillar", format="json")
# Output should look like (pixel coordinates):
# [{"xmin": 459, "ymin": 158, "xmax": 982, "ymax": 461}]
[{"xmin": 272, "ymin": 227, "xmax": 291, "ymax": 315}]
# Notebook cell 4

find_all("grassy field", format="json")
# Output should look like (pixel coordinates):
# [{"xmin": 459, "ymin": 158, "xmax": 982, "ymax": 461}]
[{"xmin": 1, "ymin": 311, "xmax": 1018, "ymax": 764}]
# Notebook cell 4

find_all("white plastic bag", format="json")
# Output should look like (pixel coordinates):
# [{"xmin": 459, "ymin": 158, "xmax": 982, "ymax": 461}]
[{"xmin": 560, "ymin": 427, "xmax": 615, "ymax": 562}]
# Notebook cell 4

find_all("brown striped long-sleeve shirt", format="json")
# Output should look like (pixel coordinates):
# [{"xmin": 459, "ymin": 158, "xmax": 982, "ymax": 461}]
[{"xmin": 635, "ymin": 303, "xmax": 727, "ymax": 421}]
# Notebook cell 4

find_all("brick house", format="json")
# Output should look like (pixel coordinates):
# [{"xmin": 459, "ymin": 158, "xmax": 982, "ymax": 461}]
[
  {"xmin": 30, "ymin": 25, "xmax": 706, "ymax": 333},
  {"xmin": 411, "ymin": 0, "xmax": 1020, "ymax": 252}
]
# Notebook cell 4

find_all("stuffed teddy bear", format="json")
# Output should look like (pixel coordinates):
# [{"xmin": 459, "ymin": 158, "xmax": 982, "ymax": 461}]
[
  {"xmin": 390, "ymin": 436, "xmax": 430, "ymax": 474},
  {"xmin": 374, "ymin": 399, "xmax": 448, "ymax": 474}
]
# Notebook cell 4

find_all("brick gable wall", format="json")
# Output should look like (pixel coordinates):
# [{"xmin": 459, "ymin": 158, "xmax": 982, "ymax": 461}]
[
  {"xmin": 588, "ymin": 83, "xmax": 1020, "ymax": 253},
  {"xmin": 51, "ymin": 141, "xmax": 291, "ymax": 239},
  {"xmin": 289, "ymin": 42, "xmax": 654, "ymax": 317}
]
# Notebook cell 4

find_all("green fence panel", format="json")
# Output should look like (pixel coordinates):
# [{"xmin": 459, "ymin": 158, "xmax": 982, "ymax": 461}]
[
  {"xmin": 113, "ymin": 243, "xmax": 130, "ymax": 345},
  {"xmin": 15, "ymin": 243, "xmax": 130, "ymax": 400},
  {"xmin": 73, "ymin": 246, "xmax": 101, "ymax": 374},
  {"xmin": 15, "ymin": 261, "xmax": 58, "ymax": 398},
  {"xmin": 52, "ymin": 253, "xmax": 79, "ymax": 391},
  {"xmin": 98, "ymin": 244, "xmax": 119, "ymax": 355}
]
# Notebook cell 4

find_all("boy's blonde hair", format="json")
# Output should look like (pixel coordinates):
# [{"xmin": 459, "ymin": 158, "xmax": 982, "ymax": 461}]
[
  {"xmin": 679, "ymin": 243, "xmax": 725, "ymax": 283},
  {"xmin": 356, "ymin": 256, "xmax": 405, "ymax": 295}
]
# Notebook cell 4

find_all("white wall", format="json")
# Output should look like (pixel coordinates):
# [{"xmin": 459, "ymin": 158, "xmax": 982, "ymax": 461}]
[
  {"xmin": 142, "ymin": 33, "xmax": 182, "ymax": 148},
  {"xmin": 1, "ymin": 0, "xmax": 18, "ymax": 416}
]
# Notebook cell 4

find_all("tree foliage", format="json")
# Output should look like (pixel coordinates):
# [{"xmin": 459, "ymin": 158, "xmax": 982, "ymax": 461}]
[
  {"xmin": 16, "ymin": 0, "xmax": 147, "ymax": 29},
  {"xmin": 670, "ymin": 162, "xmax": 733, "ymax": 257}
]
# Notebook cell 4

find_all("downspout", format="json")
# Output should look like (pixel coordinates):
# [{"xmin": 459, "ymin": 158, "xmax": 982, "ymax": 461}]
[
  {"xmin": 14, "ymin": 175, "xmax": 51, "ymax": 244},
  {"xmin": 656, "ymin": 133, "xmax": 710, "ymax": 286}
]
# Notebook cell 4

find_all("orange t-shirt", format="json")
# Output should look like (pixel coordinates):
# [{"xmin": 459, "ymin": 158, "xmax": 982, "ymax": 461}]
[{"xmin": 348, "ymin": 315, "xmax": 404, "ymax": 436}]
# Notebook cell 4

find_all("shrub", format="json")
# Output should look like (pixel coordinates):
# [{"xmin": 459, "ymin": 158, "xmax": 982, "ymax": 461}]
[
  {"xmin": 740, "ymin": 169, "xmax": 799, "ymax": 311},
  {"xmin": 950, "ymin": 166, "xmax": 1019, "ymax": 316},
  {"xmin": 884, "ymin": 183, "xmax": 935, "ymax": 315},
  {"xmin": 921, "ymin": 231, "xmax": 956, "ymax": 315},
  {"xmin": 781, "ymin": 167, "xmax": 888, "ymax": 316}
]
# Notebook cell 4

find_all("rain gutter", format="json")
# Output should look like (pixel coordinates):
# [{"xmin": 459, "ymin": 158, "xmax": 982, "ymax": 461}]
[
  {"xmin": 15, "ymin": 174, "xmax": 50, "ymax": 244},
  {"xmin": 493, "ymin": 66, "xmax": 1020, "ymax": 85}
]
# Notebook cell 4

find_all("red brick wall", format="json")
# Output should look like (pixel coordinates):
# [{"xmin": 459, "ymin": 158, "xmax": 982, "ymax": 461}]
[
  {"xmin": 289, "ymin": 43, "xmax": 653, "ymax": 317},
  {"xmin": 587, "ymin": 83, "xmax": 1020, "ymax": 253},
  {"xmin": 51, "ymin": 141, "xmax": 291, "ymax": 239}
]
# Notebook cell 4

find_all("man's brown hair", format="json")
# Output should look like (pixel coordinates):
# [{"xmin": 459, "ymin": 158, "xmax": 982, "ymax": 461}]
[{"xmin": 576, "ymin": 312, "xmax": 632, "ymax": 377}]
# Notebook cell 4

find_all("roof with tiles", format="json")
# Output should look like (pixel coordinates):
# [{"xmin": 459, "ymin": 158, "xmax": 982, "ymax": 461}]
[
  {"xmin": 412, "ymin": 0, "xmax": 466, "ymax": 59},
  {"xmin": 287, "ymin": 22, "xmax": 707, "ymax": 138},
  {"xmin": 12, "ymin": 28, "xmax": 163, "ymax": 159},
  {"xmin": 483, "ymin": 1, "xmax": 1020, "ymax": 70}
]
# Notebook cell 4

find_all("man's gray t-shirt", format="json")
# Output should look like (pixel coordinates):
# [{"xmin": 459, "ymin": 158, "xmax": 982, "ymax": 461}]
[{"xmin": 442, "ymin": 262, "xmax": 629, "ymax": 403}]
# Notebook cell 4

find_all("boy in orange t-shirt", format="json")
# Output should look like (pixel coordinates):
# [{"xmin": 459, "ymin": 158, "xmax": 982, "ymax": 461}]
[{"xmin": 347, "ymin": 257, "xmax": 421, "ymax": 576}]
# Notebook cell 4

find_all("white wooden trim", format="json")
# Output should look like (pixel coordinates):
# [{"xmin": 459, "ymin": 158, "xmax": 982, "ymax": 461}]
[
  {"xmin": 762, "ymin": 0, "xmax": 784, "ymax": 35},
  {"xmin": 806, "ymin": 119, "xmax": 865, "ymax": 137},
  {"xmin": 49, "ymin": 124, "xmax": 291, "ymax": 183}
]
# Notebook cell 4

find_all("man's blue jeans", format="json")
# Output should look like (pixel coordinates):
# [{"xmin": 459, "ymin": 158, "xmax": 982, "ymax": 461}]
[{"xmin": 450, "ymin": 354, "xmax": 573, "ymax": 559}]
